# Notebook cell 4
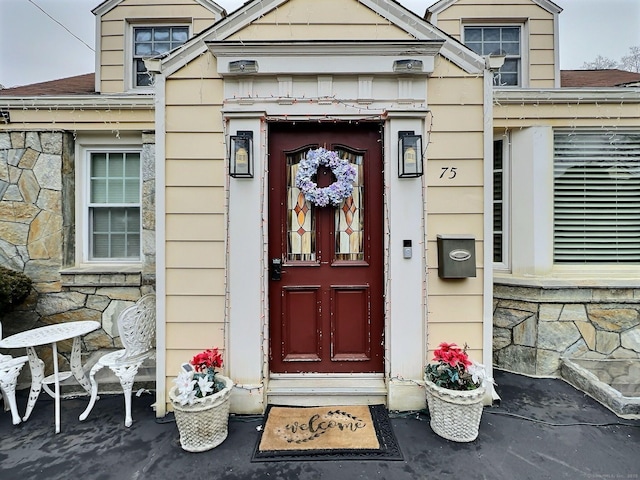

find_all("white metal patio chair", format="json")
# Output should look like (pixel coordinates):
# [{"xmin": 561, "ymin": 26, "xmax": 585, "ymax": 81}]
[
  {"xmin": 0, "ymin": 322, "xmax": 29, "ymax": 425},
  {"xmin": 79, "ymin": 293, "xmax": 156, "ymax": 427}
]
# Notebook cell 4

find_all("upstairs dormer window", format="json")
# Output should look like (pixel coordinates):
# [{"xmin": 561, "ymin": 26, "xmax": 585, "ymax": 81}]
[
  {"xmin": 133, "ymin": 25, "xmax": 189, "ymax": 88},
  {"xmin": 464, "ymin": 26, "xmax": 522, "ymax": 87}
]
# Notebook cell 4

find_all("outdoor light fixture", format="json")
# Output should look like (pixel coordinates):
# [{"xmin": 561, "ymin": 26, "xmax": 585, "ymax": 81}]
[
  {"xmin": 228, "ymin": 60, "xmax": 258, "ymax": 73},
  {"xmin": 398, "ymin": 131, "xmax": 423, "ymax": 178},
  {"xmin": 393, "ymin": 59, "xmax": 424, "ymax": 73},
  {"xmin": 229, "ymin": 131, "xmax": 253, "ymax": 178}
]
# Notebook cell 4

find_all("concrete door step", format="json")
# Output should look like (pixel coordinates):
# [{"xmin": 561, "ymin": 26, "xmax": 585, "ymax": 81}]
[
  {"xmin": 560, "ymin": 357, "xmax": 640, "ymax": 419},
  {"xmin": 266, "ymin": 374, "xmax": 387, "ymax": 406}
]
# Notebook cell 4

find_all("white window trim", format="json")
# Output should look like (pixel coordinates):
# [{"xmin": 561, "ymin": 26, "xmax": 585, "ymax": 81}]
[
  {"xmin": 462, "ymin": 22, "xmax": 529, "ymax": 88},
  {"xmin": 493, "ymin": 133, "xmax": 511, "ymax": 272},
  {"xmin": 75, "ymin": 134, "xmax": 143, "ymax": 266},
  {"xmin": 506, "ymin": 126, "xmax": 640, "ymax": 283},
  {"xmin": 125, "ymin": 21, "xmax": 191, "ymax": 93}
]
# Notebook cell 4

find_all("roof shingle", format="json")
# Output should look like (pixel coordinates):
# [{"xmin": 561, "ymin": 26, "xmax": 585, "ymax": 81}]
[
  {"xmin": 561, "ymin": 69, "xmax": 640, "ymax": 87},
  {"xmin": 0, "ymin": 73, "xmax": 96, "ymax": 96}
]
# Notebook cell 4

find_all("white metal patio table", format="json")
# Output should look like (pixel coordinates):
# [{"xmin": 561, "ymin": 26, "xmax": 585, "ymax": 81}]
[{"xmin": 0, "ymin": 320, "xmax": 100, "ymax": 433}]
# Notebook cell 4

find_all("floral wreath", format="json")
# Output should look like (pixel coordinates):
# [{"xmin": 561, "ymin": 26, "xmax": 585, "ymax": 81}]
[{"xmin": 295, "ymin": 148, "xmax": 357, "ymax": 207}]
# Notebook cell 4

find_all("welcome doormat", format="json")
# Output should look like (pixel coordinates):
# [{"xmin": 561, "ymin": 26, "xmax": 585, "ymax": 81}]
[{"xmin": 251, "ymin": 404, "xmax": 403, "ymax": 462}]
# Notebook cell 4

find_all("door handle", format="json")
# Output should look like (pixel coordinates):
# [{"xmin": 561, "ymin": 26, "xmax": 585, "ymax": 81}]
[{"xmin": 270, "ymin": 258, "xmax": 282, "ymax": 281}]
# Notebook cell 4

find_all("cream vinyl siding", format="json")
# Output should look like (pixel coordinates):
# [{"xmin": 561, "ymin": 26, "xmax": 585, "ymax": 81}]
[
  {"xmin": 425, "ymin": 59, "xmax": 486, "ymax": 361},
  {"xmin": 227, "ymin": 0, "xmax": 412, "ymax": 40},
  {"xmin": 163, "ymin": 51, "xmax": 227, "ymax": 403},
  {"xmin": 97, "ymin": 0, "xmax": 220, "ymax": 93},
  {"xmin": 432, "ymin": 0, "xmax": 557, "ymax": 87}
]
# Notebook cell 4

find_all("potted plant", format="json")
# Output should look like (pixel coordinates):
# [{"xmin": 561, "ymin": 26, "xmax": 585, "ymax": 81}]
[
  {"xmin": 424, "ymin": 342, "xmax": 486, "ymax": 442},
  {"xmin": 169, "ymin": 347, "xmax": 234, "ymax": 452}
]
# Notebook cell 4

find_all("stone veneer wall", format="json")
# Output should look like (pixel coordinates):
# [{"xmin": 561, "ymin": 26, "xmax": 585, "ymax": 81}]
[
  {"xmin": 0, "ymin": 130, "xmax": 155, "ymax": 376},
  {"xmin": 494, "ymin": 283, "xmax": 640, "ymax": 376}
]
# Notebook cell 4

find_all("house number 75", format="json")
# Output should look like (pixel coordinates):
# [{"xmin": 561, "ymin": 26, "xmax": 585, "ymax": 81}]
[{"xmin": 440, "ymin": 167, "xmax": 457, "ymax": 179}]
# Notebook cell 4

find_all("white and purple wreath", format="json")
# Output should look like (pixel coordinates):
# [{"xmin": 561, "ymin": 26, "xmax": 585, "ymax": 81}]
[{"xmin": 295, "ymin": 148, "xmax": 357, "ymax": 207}]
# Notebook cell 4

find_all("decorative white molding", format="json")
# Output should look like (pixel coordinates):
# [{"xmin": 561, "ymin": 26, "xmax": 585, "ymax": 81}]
[
  {"xmin": 209, "ymin": 41, "xmax": 443, "ymax": 76},
  {"xmin": 358, "ymin": 76, "xmax": 373, "ymax": 104},
  {"xmin": 317, "ymin": 76, "xmax": 333, "ymax": 103}
]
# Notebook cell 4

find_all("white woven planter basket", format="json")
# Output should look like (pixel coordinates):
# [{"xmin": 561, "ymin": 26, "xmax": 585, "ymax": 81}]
[
  {"xmin": 169, "ymin": 375, "xmax": 234, "ymax": 452},
  {"xmin": 424, "ymin": 376, "xmax": 485, "ymax": 442}
]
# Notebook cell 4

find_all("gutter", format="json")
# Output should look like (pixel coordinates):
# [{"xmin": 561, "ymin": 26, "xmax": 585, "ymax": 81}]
[{"xmin": 494, "ymin": 88, "xmax": 640, "ymax": 104}]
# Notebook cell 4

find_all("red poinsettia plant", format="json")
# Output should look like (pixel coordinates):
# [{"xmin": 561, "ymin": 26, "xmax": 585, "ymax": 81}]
[
  {"xmin": 173, "ymin": 347, "xmax": 225, "ymax": 405},
  {"xmin": 425, "ymin": 342, "xmax": 485, "ymax": 391}
]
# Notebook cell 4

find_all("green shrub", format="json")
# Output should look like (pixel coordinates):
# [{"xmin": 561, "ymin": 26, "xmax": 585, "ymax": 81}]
[{"xmin": 0, "ymin": 266, "xmax": 32, "ymax": 313}]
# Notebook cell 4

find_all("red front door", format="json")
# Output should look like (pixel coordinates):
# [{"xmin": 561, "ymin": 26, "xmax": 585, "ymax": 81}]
[{"xmin": 268, "ymin": 122, "xmax": 384, "ymax": 374}]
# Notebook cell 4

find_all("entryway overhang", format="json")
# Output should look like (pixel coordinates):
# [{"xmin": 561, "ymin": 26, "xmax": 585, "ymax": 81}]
[{"xmin": 207, "ymin": 40, "xmax": 445, "ymax": 76}]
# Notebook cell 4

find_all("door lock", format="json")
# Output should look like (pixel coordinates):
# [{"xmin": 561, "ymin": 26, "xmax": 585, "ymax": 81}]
[{"xmin": 270, "ymin": 258, "xmax": 282, "ymax": 281}]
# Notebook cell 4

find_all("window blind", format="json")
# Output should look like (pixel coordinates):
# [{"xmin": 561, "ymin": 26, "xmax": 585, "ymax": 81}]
[{"xmin": 554, "ymin": 131, "xmax": 640, "ymax": 263}]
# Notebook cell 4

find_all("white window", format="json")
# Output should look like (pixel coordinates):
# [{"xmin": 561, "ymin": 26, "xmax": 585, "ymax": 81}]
[
  {"xmin": 464, "ymin": 26, "xmax": 521, "ymax": 87},
  {"xmin": 132, "ymin": 25, "xmax": 189, "ymax": 88},
  {"xmin": 493, "ymin": 136, "xmax": 510, "ymax": 270},
  {"xmin": 554, "ymin": 130, "xmax": 640, "ymax": 264},
  {"xmin": 86, "ymin": 150, "xmax": 141, "ymax": 261}
]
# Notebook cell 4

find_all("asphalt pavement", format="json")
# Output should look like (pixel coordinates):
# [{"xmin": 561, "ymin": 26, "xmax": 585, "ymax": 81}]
[{"xmin": 1, "ymin": 370, "xmax": 639, "ymax": 479}]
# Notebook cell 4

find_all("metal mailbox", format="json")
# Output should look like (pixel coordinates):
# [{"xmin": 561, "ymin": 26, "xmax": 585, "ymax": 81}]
[{"xmin": 436, "ymin": 234, "xmax": 476, "ymax": 279}]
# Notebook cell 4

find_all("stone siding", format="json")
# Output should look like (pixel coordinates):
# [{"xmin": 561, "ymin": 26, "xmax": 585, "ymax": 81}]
[
  {"xmin": 494, "ymin": 284, "xmax": 640, "ymax": 376},
  {"xmin": 0, "ymin": 130, "xmax": 155, "ymax": 376}
]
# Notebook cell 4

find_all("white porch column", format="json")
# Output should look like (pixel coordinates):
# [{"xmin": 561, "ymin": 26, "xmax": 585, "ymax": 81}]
[
  {"xmin": 510, "ymin": 126, "xmax": 554, "ymax": 276},
  {"xmin": 386, "ymin": 113, "xmax": 429, "ymax": 411},
  {"xmin": 227, "ymin": 114, "xmax": 267, "ymax": 414}
]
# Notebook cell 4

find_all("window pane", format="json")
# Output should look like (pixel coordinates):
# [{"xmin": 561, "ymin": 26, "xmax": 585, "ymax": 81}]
[
  {"xmin": 91, "ymin": 179, "xmax": 107, "ymax": 203},
  {"xmin": 154, "ymin": 42, "xmax": 171, "ymax": 54},
  {"xmin": 126, "ymin": 234, "xmax": 141, "ymax": 258},
  {"xmin": 135, "ymin": 29, "xmax": 152, "ymax": 42},
  {"xmin": 502, "ymin": 41, "xmax": 520, "ymax": 55},
  {"xmin": 93, "ymin": 234, "xmax": 110, "ymax": 258},
  {"xmin": 110, "ymin": 234, "xmax": 126, "ymax": 258},
  {"xmin": 93, "ymin": 208, "xmax": 110, "ymax": 231},
  {"xmin": 108, "ymin": 153, "xmax": 123, "ymax": 178},
  {"xmin": 172, "ymin": 28, "xmax": 188, "ymax": 43},
  {"xmin": 465, "ymin": 28, "xmax": 482, "ymax": 42},
  {"xmin": 127, "ymin": 210, "xmax": 140, "ymax": 231},
  {"xmin": 124, "ymin": 179, "xmax": 139, "ymax": 202},
  {"xmin": 287, "ymin": 150, "xmax": 316, "ymax": 262},
  {"xmin": 137, "ymin": 73, "xmax": 152, "ymax": 86},
  {"xmin": 135, "ymin": 59, "xmax": 147, "ymax": 74},
  {"xmin": 107, "ymin": 179, "xmax": 123, "ymax": 203},
  {"xmin": 466, "ymin": 42, "xmax": 482, "ymax": 55},
  {"xmin": 554, "ymin": 131, "xmax": 640, "ymax": 263},
  {"xmin": 484, "ymin": 28, "xmax": 500, "ymax": 42},
  {"xmin": 135, "ymin": 43, "xmax": 152, "ymax": 56},
  {"xmin": 484, "ymin": 42, "xmax": 501, "ymax": 55},
  {"xmin": 335, "ymin": 149, "xmax": 364, "ymax": 261},
  {"xmin": 92, "ymin": 153, "xmax": 107, "ymax": 175},
  {"xmin": 502, "ymin": 28, "xmax": 520, "ymax": 41},
  {"xmin": 125, "ymin": 153, "xmax": 140, "ymax": 176},
  {"xmin": 110, "ymin": 208, "xmax": 126, "ymax": 232},
  {"xmin": 153, "ymin": 28, "xmax": 170, "ymax": 41}
]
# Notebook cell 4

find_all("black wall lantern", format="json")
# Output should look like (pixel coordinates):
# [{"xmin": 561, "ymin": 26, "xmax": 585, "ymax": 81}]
[
  {"xmin": 229, "ymin": 131, "xmax": 253, "ymax": 178},
  {"xmin": 398, "ymin": 131, "xmax": 423, "ymax": 178}
]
